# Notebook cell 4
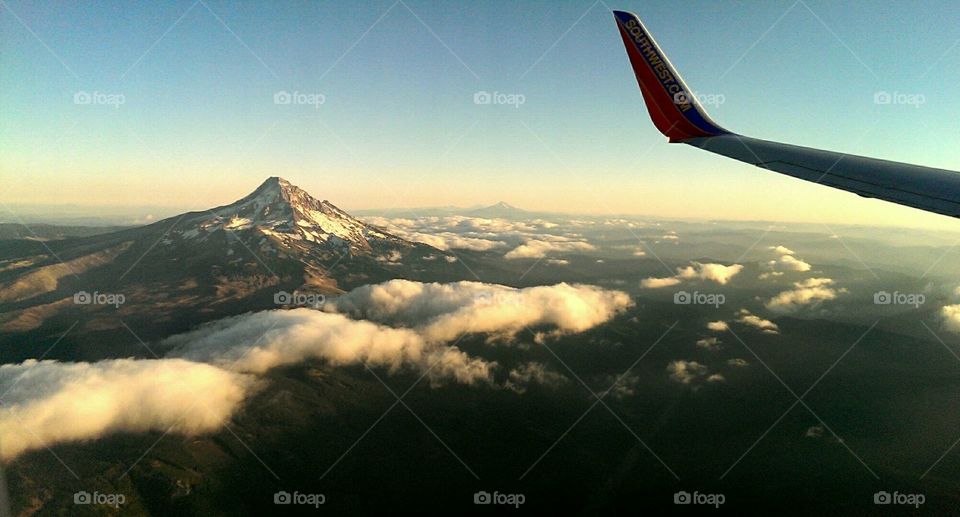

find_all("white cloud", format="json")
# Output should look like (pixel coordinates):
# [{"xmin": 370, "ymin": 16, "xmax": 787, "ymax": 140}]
[
  {"xmin": 727, "ymin": 358, "xmax": 749, "ymax": 367},
  {"xmin": 640, "ymin": 277, "xmax": 682, "ymax": 289},
  {"xmin": 772, "ymin": 254, "xmax": 811, "ymax": 272},
  {"xmin": 505, "ymin": 362, "xmax": 567, "ymax": 393},
  {"xmin": 707, "ymin": 373, "xmax": 725, "ymax": 383},
  {"xmin": 707, "ymin": 320, "xmax": 729, "ymax": 332},
  {"xmin": 504, "ymin": 240, "xmax": 594, "ymax": 259},
  {"xmin": 761, "ymin": 247, "xmax": 811, "ymax": 278},
  {"xmin": 1, "ymin": 280, "xmax": 632, "ymax": 462},
  {"xmin": 169, "ymin": 280, "xmax": 632, "ymax": 380},
  {"xmin": 696, "ymin": 337, "xmax": 721, "ymax": 350},
  {"xmin": 0, "ymin": 358, "xmax": 252, "ymax": 461},
  {"xmin": 942, "ymin": 304, "xmax": 960, "ymax": 333},
  {"xmin": 327, "ymin": 280, "xmax": 633, "ymax": 343},
  {"xmin": 766, "ymin": 278, "xmax": 843, "ymax": 312},
  {"xmin": 760, "ymin": 245, "xmax": 813, "ymax": 279},
  {"xmin": 167, "ymin": 309, "xmax": 494, "ymax": 384},
  {"xmin": 408, "ymin": 231, "xmax": 506, "ymax": 251},
  {"xmin": 545, "ymin": 259, "xmax": 569, "ymax": 266},
  {"xmin": 599, "ymin": 374, "xmax": 640, "ymax": 399},
  {"xmin": 362, "ymin": 215, "xmax": 587, "ymax": 254},
  {"xmin": 641, "ymin": 262, "xmax": 743, "ymax": 289},
  {"xmin": 736, "ymin": 309, "xmax": 780, "ymax": 334},
  {"xmin": 667, "ymin": 360, "xmax": 707, "ymax": 384},
  {"xmin": 362, "ymin": 216, "xmax": 509, "ymax": 251},
  {"xmin": 376, "ymin": 250, "xmax": 403, "ymax": 264}
]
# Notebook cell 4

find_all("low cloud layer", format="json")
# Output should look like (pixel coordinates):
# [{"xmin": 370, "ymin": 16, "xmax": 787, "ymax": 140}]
[
  {"xmin": 766, "ymin": 278, "xmax": 843, "ymax": 312},
  {"xmin": 362, "ymin": 215, "xmax": 592, "ymax": 256},
  {"xmin": 696, "ymin": 337, "xmax": 721, "ymax": 350},
  {"xmin": 2, "ymin": 280, "xmax": 630, "ymax": 461},
  {"xmin": 0, "ymin": 359, "xmax": 252, "ymax": 461},
  {"xmin": 667, "ymin": 360, "xmax": 707, "ymax": 384},
  {"xmin": 736, "ymin": 309, "xmax": 780, "ymax": 334},
  {"xmin": 505, "ymin": 362, "xmax": 568, "ymax": 394},
  {"xmin": 707, "ymin": 320, "xmax": 729, "ymax": 332},
  {"xmin": 504, "ymin": 239, "xmax": 595, "ymax": 259},
  {"xmin": 167, "ymin": 309, "xmax": 495, "ymax": 384},
  {"xmin": 942, "ymin": 304, "xmax": 960, "ymax": 333},
  {"xmin": 641, "ymin": 262, "xmax": 743, "ymax": 289},
  {"xmin": 328, "ymin": 280, "xmax": 632, "ymax": 342},
  {"xmin": 760, "ymin": 246, "xmax": 811, "ymax": 279}
]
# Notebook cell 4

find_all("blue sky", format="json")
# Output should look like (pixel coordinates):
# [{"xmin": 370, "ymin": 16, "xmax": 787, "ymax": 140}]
[{"xmin": 2, "ymin": 0, "xmax": 960, "ymax": 229}]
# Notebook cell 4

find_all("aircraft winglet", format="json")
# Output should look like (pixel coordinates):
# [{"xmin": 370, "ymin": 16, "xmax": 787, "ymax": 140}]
[
  {"xmin": 612, "ymin": 10, "xmax": 729, "ymax": 142},
  {"xmin": 611, "ymin": 9, "xmax": 960, "ymax": 219}
]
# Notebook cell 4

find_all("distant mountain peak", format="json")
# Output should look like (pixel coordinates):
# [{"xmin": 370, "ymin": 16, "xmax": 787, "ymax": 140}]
[{"xmin": 469, "ymin": 201, "xmax": 527, "ymax": 218}]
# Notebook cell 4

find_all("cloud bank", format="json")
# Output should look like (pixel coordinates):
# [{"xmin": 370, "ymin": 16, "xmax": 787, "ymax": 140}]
[
  {"xmin": 2, "ymin": 280, "xmax": 630, "ymax": 461},
  {"xmin": 942, "ymin": 304, "xmax": 960, "ymax": 333},
  {"xmin": 504, "ymin": 240, "xmax": 595, "ymax": 259},
  {"xmin": 641, "ymin": 262, "xmax": 743, "ymax": 289},
  {"xmin": 766, "ymin": 278, "xmax": 843, "ymax": 312},
  {"xmin": 736, "ymin": 309, "xmax": 780, "ymax": 334},
  {"xmin": 0, "ymin": 359, "xmax": 252, "ymax": 461},
  {"xmin": 667, "ymin": 360, "xmax": 708, "ymax": 384},
  {"xmin": 328, "ymin": 280, "xmax": 632, "ymax": 342}
]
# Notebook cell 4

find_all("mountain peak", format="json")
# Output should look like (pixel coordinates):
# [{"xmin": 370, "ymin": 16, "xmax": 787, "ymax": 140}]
[
  {"xmin": 469, "ymin": 201, "xmax": 526, "ymax": 217},
  {"xmin": 171, "ymin": 177, "xmax": 407, "ymax": 254},
  {"xmin": 248, "ymin": 176, "xmax": 298, "ymax": 198}
]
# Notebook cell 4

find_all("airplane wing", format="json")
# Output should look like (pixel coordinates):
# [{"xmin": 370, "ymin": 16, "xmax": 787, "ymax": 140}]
[{"xmin": 612, "ymin": 10, "xmax": 960, "ymax": 219}]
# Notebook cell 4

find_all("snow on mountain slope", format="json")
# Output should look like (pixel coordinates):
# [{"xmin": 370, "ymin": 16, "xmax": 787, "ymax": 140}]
[{"xmin": 168, "ymin": 177, "xmax": 404, "ymax": 255}]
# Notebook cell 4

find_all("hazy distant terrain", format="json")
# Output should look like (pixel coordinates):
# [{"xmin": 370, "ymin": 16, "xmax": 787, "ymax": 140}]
[{"xmin": 2, "ymin": 179, "xmax": 960, "ymax": 515}]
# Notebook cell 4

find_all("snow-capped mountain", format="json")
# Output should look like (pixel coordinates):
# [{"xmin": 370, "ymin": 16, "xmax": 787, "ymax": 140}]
[
  {"xmin": 468, "ymin": 201, "xmax": 530, "ymax": 219},
  {"xmin": 0, "ymin": 178, "xmax": 461, "ymax": 347},
  {"xmin": 165, "ymin": 177, "xmax": 407, "ymax": 256}
]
